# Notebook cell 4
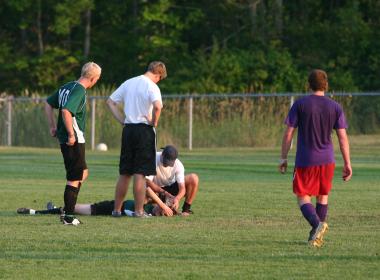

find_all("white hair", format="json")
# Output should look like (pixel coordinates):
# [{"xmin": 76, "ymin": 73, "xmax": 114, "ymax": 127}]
[{"xmin": 81, "ymin": 62, "xmax": 101, "ymax": 79}]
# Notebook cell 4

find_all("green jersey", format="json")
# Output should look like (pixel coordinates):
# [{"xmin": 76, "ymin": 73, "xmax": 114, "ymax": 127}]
[
  {"xmin": 47, "ymin": 81, "xmax": 87, "ymax": 144},
  {"xmin": 124, "ymin": 200, "xmax": 154, "ymax": 214}
]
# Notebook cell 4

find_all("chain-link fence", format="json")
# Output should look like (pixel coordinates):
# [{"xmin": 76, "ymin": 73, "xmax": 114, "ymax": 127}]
[{"xmin": 1, "ymin": 93, "xmax": 379, "ymax": 149}]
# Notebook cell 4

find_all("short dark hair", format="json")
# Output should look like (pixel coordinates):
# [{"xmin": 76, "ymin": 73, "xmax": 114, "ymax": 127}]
[
  {"xmin": 162, "ymin": 145, "xmax": 178, "ymax": 166},
  {"xmin": 147, "ymin": 61, "xmax": 167, "ymax": 80},
  {"xmin": 308, "ymin": 69, "xmax": 328, "ymax": 91}
]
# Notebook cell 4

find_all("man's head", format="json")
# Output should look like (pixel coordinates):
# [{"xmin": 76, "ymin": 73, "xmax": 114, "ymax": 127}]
[
  {"xmin": 161, "ymin": 145, "xmax": 178, "ymax": 167},
  {"xmin": 147, "ymin": 61, "xmax": 167, "ymax": 83},
  {"xmin": 81, "ymin": 62, "xmax": 102, "ymax": 88},
  {"xmin": 308, "ymin": 69, "xmax": 328, "ymax": 92}
]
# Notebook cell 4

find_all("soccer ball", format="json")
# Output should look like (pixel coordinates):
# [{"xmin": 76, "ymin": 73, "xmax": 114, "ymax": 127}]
[{"xmin": 96, "ymin": 143, "xmax": 108, "ymax": 151}]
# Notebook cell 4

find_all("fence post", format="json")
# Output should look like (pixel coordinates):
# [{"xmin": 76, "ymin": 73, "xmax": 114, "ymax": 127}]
[
  {"xmin": 188, "ymin": 95, "xmax": 193, "ymax": 150},
  {"xmin": 7, "ymin": 96, "xmax": 13, "ymax": 146},
  {"xmin": 91, "ymin": 97, "xmax": 96, "ymax": 150}
]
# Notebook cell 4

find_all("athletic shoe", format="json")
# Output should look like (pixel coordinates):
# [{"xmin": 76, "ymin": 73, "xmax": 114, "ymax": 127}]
[
  {"xmin": 133, "ymin": 211, "xmax": 151, "ymax": 218},
  {"xmin": 124, "ymin": 210, "xmax": 134, "ymax": 217},
  {"xmin": 308, "ymin": 228, "xmax": 316, "ymax": 242},
  {"xmin": 46, "ymin": 201, "xmax": 57, "ymax": 210},
  {"xmin": 112, "ymin": 210, "xmax": 122, "ymax": 217},
  {"xmin": 60, "ymin": 214, "xmax": 81, "ymax": 226},
  {"xmin": 17, "ymin": 208, "xmax": 33, "ymax": 215},
  {"xmin": 309, "ymin": 222, "xmax": 328, "ymax": 247}
]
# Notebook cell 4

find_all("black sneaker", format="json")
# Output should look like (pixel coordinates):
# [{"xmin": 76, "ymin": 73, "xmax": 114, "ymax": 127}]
[{"xmin": 60, "ymin": 214, "xmax": 81, "ymax": 225}]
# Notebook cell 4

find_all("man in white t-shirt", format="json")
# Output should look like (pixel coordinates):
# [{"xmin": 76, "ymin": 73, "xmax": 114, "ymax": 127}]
[
  {"xmin": 106, "ymin": 61, "xmax": 167, "ymax": 217},
  {"xmin": 146, "ymin": 145, "xmax": 199, "ymax": 216}
]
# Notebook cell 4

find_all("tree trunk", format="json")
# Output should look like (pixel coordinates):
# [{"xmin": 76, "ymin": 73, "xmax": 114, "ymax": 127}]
[
  {"xmin": 36, "ymin": 0, "xmax": 44, "ymax": 56},
  {"xmin": 84, "ymin": 9, "xmax": 91, "ymax": 59},
  {"xmin": 275, "ymin": 0, "xmax": 283, "ymax": 37},
  {"xmin": 248, "ymin": 0, "xmax": 261, "ymax": 37}
]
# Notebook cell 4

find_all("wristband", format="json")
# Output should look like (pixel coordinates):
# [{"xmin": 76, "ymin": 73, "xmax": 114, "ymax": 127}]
[{"xmin": 279, "ymin": 158, "xmax": 287, "ymax": 165}]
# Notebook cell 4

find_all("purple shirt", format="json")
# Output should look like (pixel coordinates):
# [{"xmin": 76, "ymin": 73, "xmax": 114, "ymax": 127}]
[{"xmin": 285, "ymin": 95, "xmax": 348, "ymax": 167}]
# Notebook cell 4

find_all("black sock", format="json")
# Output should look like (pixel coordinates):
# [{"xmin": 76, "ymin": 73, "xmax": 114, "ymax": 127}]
[
  {"xmin": 182, "ymin": 202, "xmax": 191, "ymax": 212},
  {"xmin": 36, "ymin": 207, "xmax": 63, "ymax": 215},
  {"xmin": 63, "ymin": 185, "xmax": 80, "ymax": 215}
]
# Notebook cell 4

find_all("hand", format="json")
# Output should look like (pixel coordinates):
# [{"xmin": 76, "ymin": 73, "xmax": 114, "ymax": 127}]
[
  {"xmin": 66, "ymin": 134, "xmax": 75, "ymax": 146},
  {"xmin": 279, "ymin": 159, "xmax": 288, "ymax": 174},
  {"xmin": 171, "ymin": 197, "xmax": 179, "ymax": 211},
  {"xmin": 342, "ymin": 164, "xmax": 352, "ymax": 181},
  {"xmin": 162, "ymin": 205, "xmax": 173, "ymax": 217},
  {"xmin": 50, "ymin": 127, "xmax": 57, "ymax": 137}
]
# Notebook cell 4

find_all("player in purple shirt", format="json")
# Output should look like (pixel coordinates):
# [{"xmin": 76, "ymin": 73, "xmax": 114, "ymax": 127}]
[{"xmin": 279, "ymin": 69, "xmax": 352, "ymax": 247}]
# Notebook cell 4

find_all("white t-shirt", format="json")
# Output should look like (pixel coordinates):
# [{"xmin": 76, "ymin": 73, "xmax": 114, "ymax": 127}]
[
  {"xmin": 109, "ymin": 75, "xmax": 162, "ymax": 124},
  {"xmin": 147, "ymin": 152, "xmax": 185, "ymax": 186}
]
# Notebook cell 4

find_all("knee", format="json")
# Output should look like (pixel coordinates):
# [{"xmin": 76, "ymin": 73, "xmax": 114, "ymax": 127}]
[{"xmin": 187, "ymin": 173, "xmax": 199, "ymax": 187}]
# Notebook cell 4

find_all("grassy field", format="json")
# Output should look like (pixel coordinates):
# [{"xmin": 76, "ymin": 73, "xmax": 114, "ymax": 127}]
[{"xmin": 0, "ymin": 135, "xmax": 379, "ymax": 279}]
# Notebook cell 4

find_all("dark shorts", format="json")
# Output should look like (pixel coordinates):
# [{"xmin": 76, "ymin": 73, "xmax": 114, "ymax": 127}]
[
  {"xmin": 91, "ymin": 200, "xmax": 123, "ymax": 215},
  {"xmin": 119, "ymin": 124, "xmax": 156, "ymax": 176},
  {"xmin": 60, "ymin": 142, "xmax": 87, "ymax": 181},
  {"xmin": 163, "ymin": 182, "xmax": 180, "ymax": 196},
  {"xmin": 90, "ymin": 200, "xmax": 153, "ymax": 215},
  {"xmin": 293, "ymin": 163, "xmax": 335, "ymax": 196}
]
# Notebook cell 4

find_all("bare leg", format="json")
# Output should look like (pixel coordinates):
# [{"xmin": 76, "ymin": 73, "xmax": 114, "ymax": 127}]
[
  {"xmin": 114, "ymin": 174, "xmax": 131, "ymax": 212},
  {"xmin": 297, "ymin": 195, "xmax": 312, "ymax": 207},
  {"xmin": 67, "ymin": 169, "xmax": 88, "ymax": 187},
  {"xmin": 317, "ymin": 195, "xmax": 328, "ymax": 204},
  {"xmin": 133, "ymin": 174, "xmax": 146, "ymax": 215},
  {"xmin": 74, "ymin": 204, "xmax": 92, "ymax": 215},
  {"xmin": 184, "ymin": 173, "xmax": 199, "ymax": 204}
]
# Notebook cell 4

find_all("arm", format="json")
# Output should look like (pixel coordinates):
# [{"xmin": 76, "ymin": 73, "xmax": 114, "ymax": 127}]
[
  {"xmin": 146, "ymin": 179, "xmax": 170, "ymax": 197},
  {"xmin": 44, "ymin": 101, "xmax": 57, "ymax": 137},
  {"xmin": 279, "ymin": 126, "xmax": 296, "ymax": 173},
  {"xmin": 146, "ymin": 187, "xmax": 173, "ymax": 216},
  {"xmin": 106, "ymin": 98, "xmax": 125, "ymax": 125},
  {"xmin": 150, "ymin": 100, "xmax": 162, "ymax": 127},
  {"xmin": 61, "ymin": 109, "xmax": 76, "ymax": 146},
  {"xmin": 172, "ymin": 182, "xmax": 186, "ymax": 211},
  {"xmin": 336, "ymin": 128, "xmax": 352, "ymax": 181}
]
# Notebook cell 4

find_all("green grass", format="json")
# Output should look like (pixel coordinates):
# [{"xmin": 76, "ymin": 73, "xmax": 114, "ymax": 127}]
[{"xmin": 0, "ymin": 135, "xmax": 380, "ymax": 279}]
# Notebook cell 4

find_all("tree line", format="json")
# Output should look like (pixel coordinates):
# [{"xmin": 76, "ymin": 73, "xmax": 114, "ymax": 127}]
[{"xmin": 1, "ymin": 0, "xmax": 380, "ymax": 95}]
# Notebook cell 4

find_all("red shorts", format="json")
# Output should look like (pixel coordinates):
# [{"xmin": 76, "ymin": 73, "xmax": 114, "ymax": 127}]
[{"xmin": 293, "ymin": 163, "xmax": 335, "ymax": 196}]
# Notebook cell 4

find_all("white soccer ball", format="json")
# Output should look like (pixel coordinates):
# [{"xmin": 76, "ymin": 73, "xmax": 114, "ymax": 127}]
[{"xmin": 96, "ymin": 143, "xmax": 108, "ymax": 152}]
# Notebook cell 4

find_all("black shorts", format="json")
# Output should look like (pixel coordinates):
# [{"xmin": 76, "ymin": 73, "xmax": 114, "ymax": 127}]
[
  {"xmin": 60, "ymin": 142, "xmax": 87, "ymax": 181},
  {"xmin": 90, "ymin": 200, "xmax": 152, "ymax": 215},
  {"xmin": 90, "ymin": 200, "xmax": 116, "ymax": 215},
  {"xmin": 163, "ymin": 182, "xmax": 180, "ymax": 196},
  {"xmin": 119, "ymin": 124, "xmax": 156, "ymax": 176}
]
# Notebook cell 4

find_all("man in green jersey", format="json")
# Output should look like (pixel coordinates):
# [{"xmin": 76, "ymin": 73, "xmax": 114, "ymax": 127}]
[{"xmin": 44, "ymin": 62, "xmax": 101, "ymax": 225}]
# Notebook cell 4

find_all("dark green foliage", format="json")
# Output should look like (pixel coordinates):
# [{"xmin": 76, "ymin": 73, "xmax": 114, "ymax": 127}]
[{"xmin": 1, "ymin": 0, "xmax": 380, "ymax": 94}]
